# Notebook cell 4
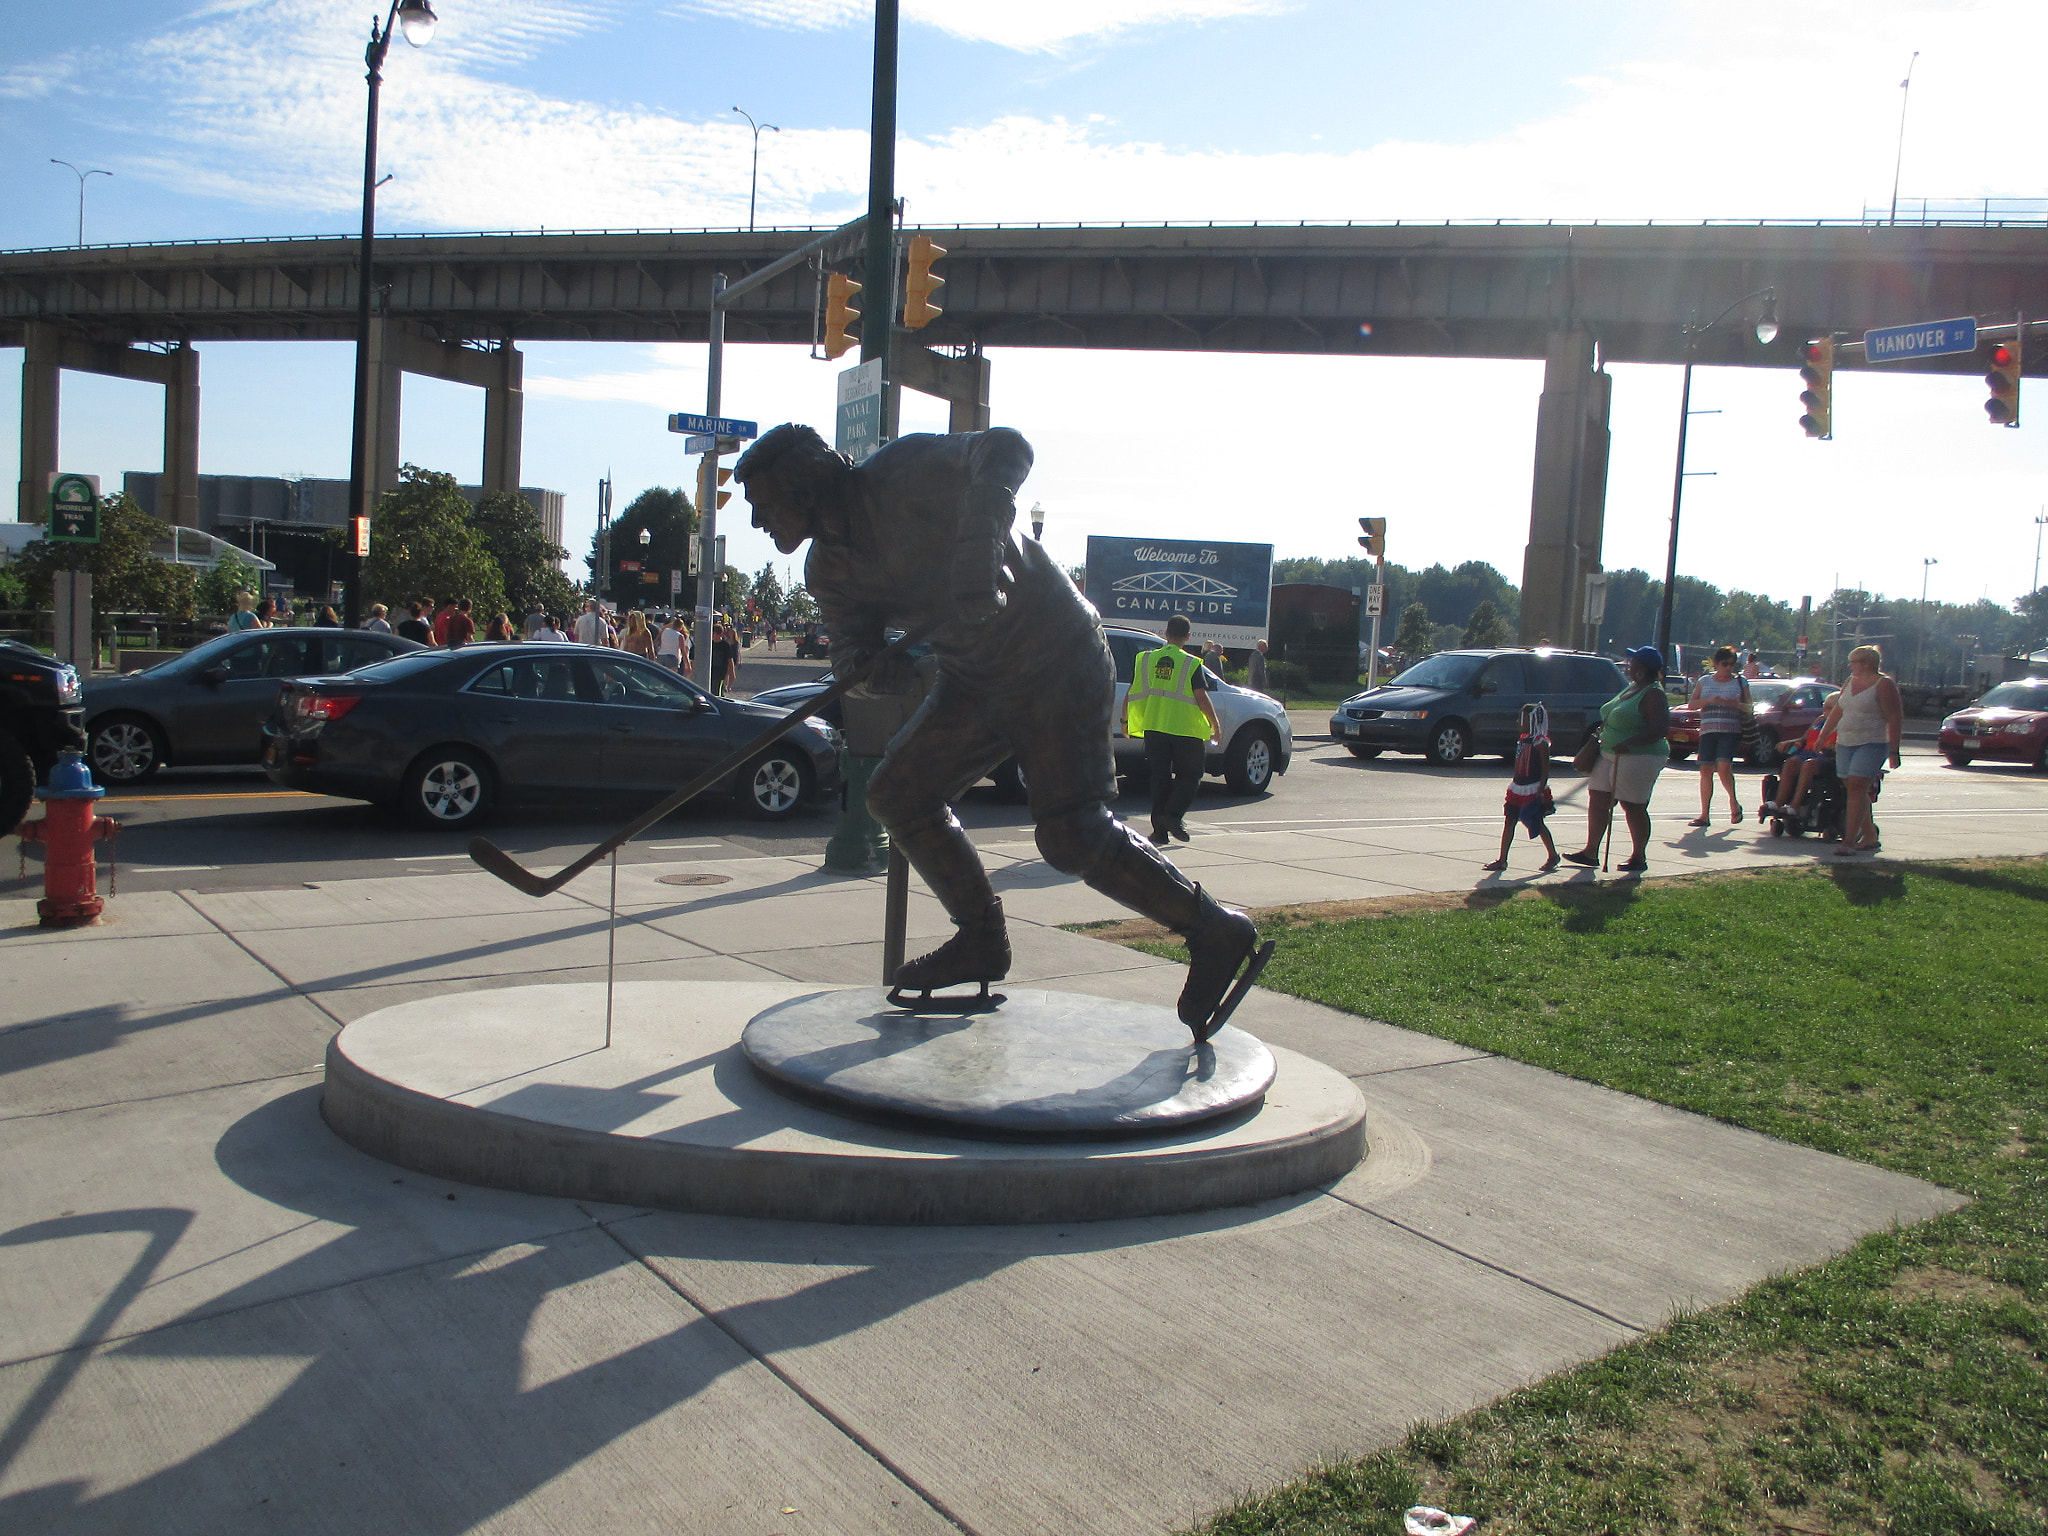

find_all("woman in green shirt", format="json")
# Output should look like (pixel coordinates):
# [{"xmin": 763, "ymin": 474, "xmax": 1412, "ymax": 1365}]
[{"xmin": 1561, "ymin": 646, "xmax": 1670, "ymax": 874}]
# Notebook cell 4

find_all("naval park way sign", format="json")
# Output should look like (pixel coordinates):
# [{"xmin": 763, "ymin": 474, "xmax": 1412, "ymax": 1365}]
[{"xmin": 1084, "ymin": 536, "xmax": 1273, "ymax": 648}]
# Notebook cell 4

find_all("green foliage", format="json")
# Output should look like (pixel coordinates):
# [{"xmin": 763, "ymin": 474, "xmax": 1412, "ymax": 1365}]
[
  {"xmin": 1461, "ymin": 597, "xmax": 1510, "ymax": 647},
  {"xmin": 1173, "ymin": 859, "xmax": 2048, "ymax": 1536},
  {"xmin": 717, "ymin": 567, "xmax": 749, "ymax": 615},
  {"xmin": 0, "ymin": 566, "xmax": 29, "ymax": 608},
  {"xmin": 10, "ymin": 492, "xmax": 197, "ymax": 616},
  {"xmin": 590, "ymin": 486, "xmax": 696, "ymax": 610},
  {"xmin": 195, "ymin": 548, "xmax": 265, "ymax": 616},
  {"xmin": 784, "ymin": 585, "xmax": 819, "ymax": 623},
  {"xmin": 1392, "ymin": 601, "xmax": 1435, "ymax": 657},
  {"xmin": 1264, "ymin": 659, "xmax": 1310, "ymax": 699},
  {"xmin": 750, "ymin": 561, "xmax": 785, "ymax": 616},
  {"xmin": 362, "ymin": 466, "xmax": 506, "ymax": 620},
  {"xmin": 471, "ymin": 491, "xmax": 576, "ymax": 622}
]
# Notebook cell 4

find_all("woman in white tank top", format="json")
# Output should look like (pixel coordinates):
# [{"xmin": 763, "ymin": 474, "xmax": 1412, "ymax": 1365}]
[{"xmin": 1820, "ymin": 645, "xmax": 1901, "ymax": 856}]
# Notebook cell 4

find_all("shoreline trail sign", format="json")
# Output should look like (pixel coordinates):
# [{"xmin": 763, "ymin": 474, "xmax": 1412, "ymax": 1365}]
[{"xmin": 48, "ymin": 473, "xmax": 101, "ymax": 544}]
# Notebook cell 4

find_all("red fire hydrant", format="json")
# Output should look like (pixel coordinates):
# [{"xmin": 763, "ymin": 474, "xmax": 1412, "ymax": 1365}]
[{"xmin": 17, "ymin": 749, "xmax": 117, "ymax": 927}]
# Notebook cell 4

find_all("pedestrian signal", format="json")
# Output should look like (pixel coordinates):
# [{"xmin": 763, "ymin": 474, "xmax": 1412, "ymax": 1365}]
[
  {"xmin": 1357, "ymin": 517, "xmax": 1386, "ymax": 559},
  {"xmin": 1798, "ymin": 338, "xmax": 1833, "ymax": 439},
  {"xmin": 823, "ymin": 272, "xmax": 861, "ymax": 360},
  {"xmin": 1985, "ymin": 337, "xmax": 2021, "ymax": 427},
  {"xmin": 902, "ymin": 234, "xmax": 945, "ymax": 329}
]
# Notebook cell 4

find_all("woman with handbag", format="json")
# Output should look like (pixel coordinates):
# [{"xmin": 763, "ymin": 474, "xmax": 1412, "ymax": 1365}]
[
  {"xmin": 1687, "ymin": 646, "xmax": 1748, "ymax": 826},
  {"xmin": 1561, "ymin": 646, "xmax": 1671, "ymax": 874}
]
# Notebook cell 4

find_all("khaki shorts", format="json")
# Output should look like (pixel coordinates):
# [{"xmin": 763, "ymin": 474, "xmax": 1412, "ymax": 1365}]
[{"xmin": 1589, "ymin": 749, "xmax": 1665, "ymax": 804}]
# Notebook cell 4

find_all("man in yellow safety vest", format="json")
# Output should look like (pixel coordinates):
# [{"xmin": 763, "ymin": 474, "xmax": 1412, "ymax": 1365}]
[{"xmin": 1122, "ymin": 614, "xmax": 1221, "ymax": 847}]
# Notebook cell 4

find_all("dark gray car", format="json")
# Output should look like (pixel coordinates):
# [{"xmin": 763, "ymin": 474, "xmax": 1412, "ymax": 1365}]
[
  {"xmin": 1331, "ymin": 648, "xmax": 1626, "ymax": 765},
  {"xmin": 82, "ymin": 627, "xmax": 421, "ymax": 784}
]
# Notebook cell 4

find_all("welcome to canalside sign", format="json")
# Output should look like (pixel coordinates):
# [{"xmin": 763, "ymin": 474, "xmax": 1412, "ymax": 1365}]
[{"xmin": 1083, "ymin": 535, "xmax": 1273, "ymax": 647}]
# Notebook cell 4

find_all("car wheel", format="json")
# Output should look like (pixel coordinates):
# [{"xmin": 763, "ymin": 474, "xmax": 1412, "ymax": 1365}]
[
  {"xmin": 990, "ymin": 756, "xmax": 1028, "ymax": 803},
  {"xmin": 1345, "ymin": 744, "xmax": 1382, "ymax": 759},
  {"xmin": 0, "ymin": 729, "xmax": 33, "ymax": 836},
  {"xmin": 1223, "ymin": 725, "xmax": 1278, "ymax": 794},
  {"xmin": 738, "ymin": 748, "xmax": 813, "ymax": 820},
  {"xmin": 1749, "ymin": 728, "xmax": 1779, "ymax": 768},
  {"xmin": 1769, "ymin": 818, "xmax": 1784, "ymax": 837},
  {"xmin": 1427, "ymin": 720, "xmax": 1470, "ymax": 767},
  {"xmin": 87, "ymin": 714, "xmax": 166, "ymax": 785},
  {"xmin": 1668, "ymin": 747, "xmax": 1692, "ymax": 763},
  {"xmin": 1943, "ymin": 751, "xmax": 1973, "ymax": 768},
  {"xmin": 402, "ymin": 748, "xmax": 493, "ymax": 829}
]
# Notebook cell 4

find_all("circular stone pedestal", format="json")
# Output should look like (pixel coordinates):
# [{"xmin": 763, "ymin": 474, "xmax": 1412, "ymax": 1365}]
[
  {"xmin": 743, "ymin": 989, "xmax": 1275, "ymax": 1138},
  {"xmin": 323, "ymin": 982, "xmax": 1366, "ymax": 1226}
]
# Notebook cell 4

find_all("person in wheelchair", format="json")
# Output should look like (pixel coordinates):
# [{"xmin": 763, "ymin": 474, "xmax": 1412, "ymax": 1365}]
[{"xmin": 1766, "ymin": 718, "xmax": 1837, "ymax": 821}]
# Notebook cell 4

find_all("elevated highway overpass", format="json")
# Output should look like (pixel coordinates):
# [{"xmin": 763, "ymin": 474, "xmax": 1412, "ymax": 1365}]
[{"xmin": 8, "ymin": 219, "xmax": 2046, "ymax": 641}]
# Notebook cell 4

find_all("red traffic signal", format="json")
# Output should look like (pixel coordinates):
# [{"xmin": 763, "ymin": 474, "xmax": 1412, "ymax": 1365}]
[
  {"xmin": 1985, "ymin": 338, "xmax": 2021, "ymax": 427},
  {"xmin": 1798, "ymin": 339, "xmax": 1833, "ymax": 439}
]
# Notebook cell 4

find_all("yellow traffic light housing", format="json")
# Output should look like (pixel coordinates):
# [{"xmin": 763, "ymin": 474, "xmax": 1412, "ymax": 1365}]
[
  {"xmin": 903, "ymin": 233, "xmax": 946, "ymax": 329},
  {"xmin": 1358, "ymin": 517, "xmax": 1386, "ymax": 559},
  {"xmin": 1798, "ymin": 338, "xmax": 1834, "ymax": 439},
  {"xmin": 1985, "ymin": 337, "xmax": 2021, "ymax": 427},
  {"xmin": 715, "ymin": 466, "xmax": 733, "ymax": 510},
  {"xmin": 823, "ymin": 271, "xmax": 862, "ymax": 360}
]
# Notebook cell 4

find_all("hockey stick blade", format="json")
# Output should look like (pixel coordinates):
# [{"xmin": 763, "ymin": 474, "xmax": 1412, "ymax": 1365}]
[
  {"xmin": 1195, "ymin": 939, "xmax": 1276, "ymax": 1043},
  {"xmin": 466, "ymin": 836, "xmax": 556, "ymax": 898}
]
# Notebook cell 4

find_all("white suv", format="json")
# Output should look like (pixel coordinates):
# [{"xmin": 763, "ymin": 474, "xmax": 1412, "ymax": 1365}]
[{"xmin": 1100, "ymin": 625, "xmax": 1292, "ymax": 795}]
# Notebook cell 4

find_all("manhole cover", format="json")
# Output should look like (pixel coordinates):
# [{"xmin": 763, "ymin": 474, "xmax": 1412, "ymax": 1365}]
[{"xmin": 657, "ymin": 872, "xmax": 732, "ymax": 887}]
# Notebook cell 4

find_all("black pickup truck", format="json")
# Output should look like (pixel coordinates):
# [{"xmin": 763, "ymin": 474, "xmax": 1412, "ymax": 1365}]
[{"xmin": 0, "ymin": 640, "xmax": 85, "ymax": 832}]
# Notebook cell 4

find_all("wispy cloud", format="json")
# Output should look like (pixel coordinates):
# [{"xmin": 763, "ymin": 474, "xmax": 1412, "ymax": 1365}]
[{"xmin": 661, "ymin": 0, "xmax": 1287, "ymax": 52}]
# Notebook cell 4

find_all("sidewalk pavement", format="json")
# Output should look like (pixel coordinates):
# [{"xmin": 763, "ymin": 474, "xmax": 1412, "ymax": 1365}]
[{"xmin": 2, "ymin": 767, "xmax": 2026, "ymax": 1533}]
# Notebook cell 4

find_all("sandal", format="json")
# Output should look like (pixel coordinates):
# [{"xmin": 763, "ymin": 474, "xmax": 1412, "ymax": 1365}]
[
  {"xmin": 1481, "ymin": 858, "xmax": 1506, "ymax": 871},
  {"xmin": 1616, "ymin": 856, "xmax": 1648, "ymax": 873},
  {"xmin": 1687, "ymin": 815, "xmax": 1711, "ymax": 827},
  {"xmin": 1538, "ymin": 856, "xmax": 1561, "ymax": 873},
  {"xmin": 1730, "ymin": 804, "xmax": 1743, "ymax": 824}
]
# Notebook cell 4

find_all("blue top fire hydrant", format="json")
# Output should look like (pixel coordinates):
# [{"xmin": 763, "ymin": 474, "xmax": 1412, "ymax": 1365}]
[{"xmin": 17, "ymin": 749, "xmax": 115, "ymax": 927}]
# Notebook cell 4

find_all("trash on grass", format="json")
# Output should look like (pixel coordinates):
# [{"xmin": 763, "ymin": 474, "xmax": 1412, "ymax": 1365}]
[{"xmin": 1404, "ymin": 1508, "xmax": 1476, "ymax": 1536}]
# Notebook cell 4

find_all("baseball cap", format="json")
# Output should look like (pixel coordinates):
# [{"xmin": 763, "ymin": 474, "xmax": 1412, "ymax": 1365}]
[{"xmin": 1624, "ymin": 645, "xmax": 1665, "ymax": 670}]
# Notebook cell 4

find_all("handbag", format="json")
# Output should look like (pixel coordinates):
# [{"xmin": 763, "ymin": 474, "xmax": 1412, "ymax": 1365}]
[
  {"xmin": 1737, "ymin": 677, "xmax": 1760, "ymax": 756},
  {"xmin": 1572, "ymin": 734, "xmax": 1601, "ymax": 774}
]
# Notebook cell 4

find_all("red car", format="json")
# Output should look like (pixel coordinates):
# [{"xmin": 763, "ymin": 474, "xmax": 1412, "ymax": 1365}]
[
  {"xmin": 1939, "ymin": 678, "xmax": 2048, "ymax": 769},
  {"xmin": 1667, "ymin": 677, "xmax": 1838, "ymax": 767}
]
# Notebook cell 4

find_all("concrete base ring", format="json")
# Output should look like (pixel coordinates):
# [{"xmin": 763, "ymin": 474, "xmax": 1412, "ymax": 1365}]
[{"xmin": 321, "ymin": 982, "xmax": 1367, "ymax": 1226}]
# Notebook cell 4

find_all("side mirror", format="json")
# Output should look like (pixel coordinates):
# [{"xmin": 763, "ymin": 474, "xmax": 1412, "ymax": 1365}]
[
  {"xmin": 1473, "ymin": 679, "xmax": 1495, "ymax": 696},
  {"xmin": 691, "ymin": 695, "xmax": 714, "ymax": 713},
  {"xmin": 198, "ymin": 665, "xmax": 229, "ymax": 686}
]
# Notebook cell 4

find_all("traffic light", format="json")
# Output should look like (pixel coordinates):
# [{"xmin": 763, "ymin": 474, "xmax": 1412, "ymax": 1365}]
[
  {"xmin": 1985, "ymin": 336, "xmax": 2021, "ymax": 427},
  {"xmin": 715, "ymin": 466, "xmax": 733, "ymax": 511},
  {"xmin": 902, "ymin": 233, "xmax": 945, "ymax": 329},
  {"xmin": 823, "ymin": 271, "xmax": 861, "ymax": 360},
  {"xmin": 1798, "ymin": 338, "xmax": 1834, "ymax": 439},
  {"xmin": 1358, "ymin": 517, "xmax": 1386, "ymax": 559}
]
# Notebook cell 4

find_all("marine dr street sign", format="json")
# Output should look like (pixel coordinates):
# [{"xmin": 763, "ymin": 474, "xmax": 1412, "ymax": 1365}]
[
  {"xmin": 667, "ymin": 413, "xmax": 759, "ymax": 441},
  {"xmin": 1863, "ymin": 317, "xmax": 1978, "ymax": 362}
]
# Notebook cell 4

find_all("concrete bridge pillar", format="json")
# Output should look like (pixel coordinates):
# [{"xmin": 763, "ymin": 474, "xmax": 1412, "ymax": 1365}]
[
  {"xmin": 16, "ymin": 321, "xmax": 202, "ymax": 527},
  {"xmin": 1518, "ymin": 328, "xmax": 1610, "ymax": 648},
  {"xmin": 364, "ymin": 321, "xmax": 523, "ymax": 496}
]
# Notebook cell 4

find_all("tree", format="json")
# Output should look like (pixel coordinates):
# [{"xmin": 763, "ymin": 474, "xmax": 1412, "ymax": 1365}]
[
  {"xmin": 589, "ymin": 486, "xmax": 695, "ymax": 610},
  {"xmin": 718, "ymin": 567, "xmax": 750, "ymax": 616},
  {"xmin": 1461, "ymin": 599, "xmax": 1510, "ymax": 647},
  {"xmin": 785, "ymin": 585, "xmax": 819, "ymax": 623},
  {"xmin": 362, "ymin": 466, "xmax": 506, "ymax": 620},
  {"xmin": 195, "ymin": 548, "xmax": 265, "ymax": 617},
  {"xmin": 471, "ymin": 491, "xmax": 576, "ymax": 621},
  {"xmin": 11, "ymin": 492, "xmax": 197, "ymax": 615},
  {"xmin": 1392, "ymin": 601, "xmax": 1435, "ymax": 657},
  {"xmin": 2016, "ymin": 587, "xmax": 2048, "ymax": 651},
  {"xmin": 749, "ymin": 562, "xmax": 785, "ymax": 618}
]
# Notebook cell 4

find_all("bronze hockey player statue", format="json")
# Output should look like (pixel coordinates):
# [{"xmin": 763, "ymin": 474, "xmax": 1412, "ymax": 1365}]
[{"xmin": 733, "ymin": 423, "xmax": 1271, "ymax": 1041}]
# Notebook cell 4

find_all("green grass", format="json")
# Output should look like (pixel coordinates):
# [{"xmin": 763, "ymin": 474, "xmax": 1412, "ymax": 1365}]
[{"xmin": 1142, "ymin": 860, "xmax": 2048, "ymax": 1535}]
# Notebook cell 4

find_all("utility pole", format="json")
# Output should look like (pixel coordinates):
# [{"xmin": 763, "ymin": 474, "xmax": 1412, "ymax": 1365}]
[{"xmin": 863, "ymin": 0, "xmax": 899, "ymax": 441}]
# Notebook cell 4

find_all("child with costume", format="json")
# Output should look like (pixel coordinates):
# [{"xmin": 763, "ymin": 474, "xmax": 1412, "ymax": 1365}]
[{"xmin": 1485, "ymin": 703, "xmax": 1560, "ymax": 873}]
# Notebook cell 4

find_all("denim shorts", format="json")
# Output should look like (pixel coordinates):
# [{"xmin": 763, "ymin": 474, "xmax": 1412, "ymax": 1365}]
[
  {"xmin": 1837, "ymin": 741, "xmax": 1888, "ymax": 780},
  {"xmin": 1696, "ymin": 731, "xmax": 1740, "ymax": 765}
]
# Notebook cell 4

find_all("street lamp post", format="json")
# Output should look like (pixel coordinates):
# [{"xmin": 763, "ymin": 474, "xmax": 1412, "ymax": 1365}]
[
  {"xmin": 1657, "ymin": 288, "xmax": 1778, "ymax": 658},
  {"xmin": 1921, "ymin": 557, "xmax": 1938, "ymax": 682},
  {"xmin": 344, "ymin": 0, "xmax": 438, "ymax": 629},
  {"xmin": 49, "ymin": 160, "xmax": 111, "ymax": 247},
  {"xmin": 730, "ymin": 108, "xmax": 779, "ymax": 233},
  {"xmin": 638, "ymin": 526, "xmax": 652, "ymax": 608},
  {"xmin": 2033, "ymin": 511, "xmax": 2046, "ymax": 598}
]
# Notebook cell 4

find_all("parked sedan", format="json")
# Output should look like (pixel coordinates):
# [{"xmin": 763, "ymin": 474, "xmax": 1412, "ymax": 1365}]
[
  {"xmin": 82, "ymin": 627, "xmax": 421, "ymax": 785},
  {"xmin": 260, "ymin": 642, "xmax": 842, "ymax": 827},
  {"xmin": 1939, "ymin": 678, "xmax": 2048, "ymax": 769},
  {"xmin": 1667, "ymin": 678, "xmax": 1837, "ymax": 766},
  {"xmin": 749, "ymin": 623, "xmax": 1293, "ymax": 799}
]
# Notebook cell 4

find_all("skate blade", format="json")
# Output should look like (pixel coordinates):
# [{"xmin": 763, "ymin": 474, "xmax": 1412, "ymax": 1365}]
[
  {"xmin": 1194, "ymin": 940, "xmax": 1276, "ymax": 1044},
  {"xmin": 884, "ymin": 983, "xmax": 1007, "ymax": 1015}
]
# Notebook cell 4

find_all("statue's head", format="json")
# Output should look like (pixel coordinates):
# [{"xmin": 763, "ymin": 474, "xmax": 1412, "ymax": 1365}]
[{"xmin": 734, "ymin": 424, "xmax": 852, "ymax": 554}]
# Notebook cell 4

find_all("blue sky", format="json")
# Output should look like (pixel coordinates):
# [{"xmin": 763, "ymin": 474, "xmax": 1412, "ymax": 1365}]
[{"xmin": 5, "ymin": 0, "xmax": 2048, "ymax": 621}]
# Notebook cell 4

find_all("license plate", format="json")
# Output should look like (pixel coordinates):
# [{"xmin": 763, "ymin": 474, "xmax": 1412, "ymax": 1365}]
[
  {"xmin": 1335, "ymin": 721, "xmax": 1354, "ymax": 735},
  {"xmin": 1963, "ymin": 737, "xmax": 1982, "ymax": 749}
]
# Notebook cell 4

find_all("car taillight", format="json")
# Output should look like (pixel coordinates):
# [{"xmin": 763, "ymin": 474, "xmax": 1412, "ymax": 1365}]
[{"xmin": 293, "ymin": 692, "xmax": 362, "ymax": 723}]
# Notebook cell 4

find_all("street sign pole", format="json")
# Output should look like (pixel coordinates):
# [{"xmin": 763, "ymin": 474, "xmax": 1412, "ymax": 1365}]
[
  {"xmin": 1365, "ymin": 561, "xmax": 1385, "ymax": 690},
  {"xmin": 693, "ymin": 274, "xmax": 728, "ymax": 689}
]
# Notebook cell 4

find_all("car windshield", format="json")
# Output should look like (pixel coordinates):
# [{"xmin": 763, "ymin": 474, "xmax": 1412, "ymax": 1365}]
[
  {"xmin": 1977, "ymin": 682, "xmax": 2048, "ymax": 709},
  {"xmin": 1748, "ymin": 681, "xmax": 1793, "ymax": 705},
  {"xmin": 122, "ymin": 630, "xmax": 247, "ymax": 676},
  {"xmin": 340, "ymin": 649, "xmax": 461, "ymax": 682},
  {"xmin": 1386, "ymin": 654, "xmax": 1486, "ymax": 690}
]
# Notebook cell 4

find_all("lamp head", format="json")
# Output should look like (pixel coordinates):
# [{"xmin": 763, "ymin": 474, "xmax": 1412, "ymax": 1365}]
[
  {"xmin": 397, "ymin": 0, "xmax": 437, "ymax": 47},
  {"xmin": 1753, "ymin": 294, "xmax": 1780, "ymax": 346},
  {"xmin": 638, "ymin": 527, "xmax": 652, "ymax": 546}
]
